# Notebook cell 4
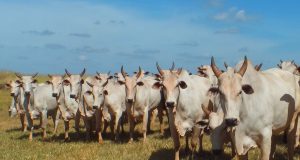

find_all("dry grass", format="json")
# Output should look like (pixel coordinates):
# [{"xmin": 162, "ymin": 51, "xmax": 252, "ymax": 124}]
[{"xmin": 0, "ymin": 72, "xmax": 299, "ymax": 160}]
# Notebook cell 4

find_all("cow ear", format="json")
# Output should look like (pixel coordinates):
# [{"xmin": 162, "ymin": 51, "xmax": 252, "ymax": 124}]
[
  {"xmin": 16, "ymin": 80, "xmax": 22, "ymax": 84},
  {"xmin": 118, "ymin": 80, "xmax": 125, "ymax": 85},
  {"xmin": 95, "ymin": 75, "xmax": 101, "ymax": 80},
  {"xmin": 137, "ymin": 81, "xmax": 144, "ymax": 86},
  {"xmin": 46, "ymin": 81, "xmax": 52, "ymax": 84},
  {"xmin": 152, "ymin": 82, "xmax": 162, "ymax": 89},
  {"xmin": 81, "ymin": 79, "xmax": 85, "ymax": 84},
  {"xmin": 178, "ymin": 81, "xmax": 187, "ymax": 89},
  {"xmin": 103, "ymin": 90, "xmax": 108, "ymax": 95},
  {"xmin": 297, "ymin": 67, "xmax": 300, "ymax": 72},
  {"xmin": 5, "ymin": 83, "xmax": 11, "ymax": 88},
  {"xmin": 242, "ymin": 84, "xmax": 254, "ymax": 94},
  {"xmin": 108, "ymin": 76, "xmax": 113, "ymax": 79},
  {"xmin": 32, "ymin": 79, "xmax": 37, "ymax": 83},
  {"xmin": 207, "ymin": 87, "xmax": 219, "ymax": 96},
  {"xmin": 144, "ymin": 71, "xmax": 150, "ymax": 75},
  {"xmin": 154, "ymin": 74, "xmax": 161, "ymax": 79}
]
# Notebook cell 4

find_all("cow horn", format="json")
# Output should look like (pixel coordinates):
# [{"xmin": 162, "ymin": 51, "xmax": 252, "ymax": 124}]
[
  {"xmin": 96, "ymin": 71, "xmax": 101, "ymax": 76},
  {"xmin": 156, "ymin": 62, "xmax": 164, "ymax": 76},
  {"xmin": 107, "ymin": 71, "xmax": 111, "ymax": 76},
  {"xmin": 177, "ymin": 68, "xmax": 183, "ymax": 75},
  {"xmin": 80, "ymin": 68, "xmax": 86, "ymax": 77},
  {"xmin": 32, "ymin": 73, "xmax": 38, "ymax": 78},
  {"xmin": 48, "ymin": 74, "xmax": 52, "ymax": 79},
  {"xmin": 277, "ymin": 64, "xmax": 281, "ymax": 68},
  {"xmin": 65, "ymin": 69, "xmax": 71, "ymax": 77},
  {"xmin": 291, "ymin": 60, "xmax": 295, "ymax": 64},
  {"xmin": 170, "ymin": 61, "xmax": 175, "ymax": 71},
  {"xmin": 211, "ymin": 57, "xmax": 222, "ymax": 78},
  {"xmin": 255, "ymin": 63, "xmax": 263, "ymax": 71},
  {"xmin": 136, "ymin": 66, "xmax": 142, "ymax": 79},
  {"xmin": 224, "ymin": 62, "xmax": 228, "ymax": 69},
  {"xmin": 237, "ymin": 56, "xmax": 248, "ymax": 77},
  {"xmin": 15, "ymin": 73, "xmax": 22, "ymax": 79},
  {"xmin": 280, "ymin": 59, "xmax": 283, "ymax": 63},
  {"xmin": 121, "ymin": 66, "xmax": 127, "ymax": 78}
]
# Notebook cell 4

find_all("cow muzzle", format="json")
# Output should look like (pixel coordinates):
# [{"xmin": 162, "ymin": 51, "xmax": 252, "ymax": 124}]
[
  {"xmin": 10, "ymin": 93, "xmax": 15, "ymax": 97},
  {"xmin": 225, "ymin": 118, "xmax": 238, "ymax": 127},
  {"xmin": 25, "ymin": 92, "xmax": 31, "ymax": 96},
  {"xmin": 52, "ymin": 93, "xmax": 58, "ymax": 97},
  {"xmin": 166, "ymin": 101, "xmax": 175, "ymax": 108},
  {"xmin": 127, "ymin": 98, "xmax": 133, "ymax": 103},
  {"xmin": 93, "ymin": 106, "xmax": 98, "ymax": 110}
]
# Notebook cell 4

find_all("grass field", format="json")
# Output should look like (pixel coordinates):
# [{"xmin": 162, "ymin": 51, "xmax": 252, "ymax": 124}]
[{"xmin": 0, "ymin": 72, "xmax": 299, "ymax": 160}]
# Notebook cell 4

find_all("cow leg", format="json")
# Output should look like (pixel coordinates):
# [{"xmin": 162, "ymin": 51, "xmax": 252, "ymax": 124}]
[
  {"xmin": 74, "ymin": 111, "xmax": 81, "ymax": 138},
  {"xmin": 142, "ymin": 107, "xmax": 149, "ymax": 143},
  {"xmin": 260, "ymin": 129, "xmax": 272, "ymax": 160},
  {"xmin": 83, "ymin": 117, "xmax": 91, "ymax": 141},
  {"xmin": 20, "ymin": 113, "xmax": 27, "ymax": 132},
  {"xmin": 287, "ymin": 115, "xmax": 298, "ymax": 160},
  {"xmin": 95, "ymin": 109, "xmax": 103, "ymax": 144},
  {"xmin": 39, "ymin": 115, "xmax": 43, "ymax": 129},
  {"xmin": 198, "ymin": 130, "xmax": 203, "ymax": 154},
  {"xmin": 158, "ymin": 107, "xmax": 164, "ymax": 135},
  {"xmin": 127, "ymin": 111, "xmax": 135, "ymax": 143},
  {"xmin": 185, "ymin": 135, "xmax": 189, "ymax": 153},
  {"xmin": 114, "ymin": 111, "xmax": 122, "ymax": 141},
  {"xmin": 269, "ymin": 134, "xmax": 276, "ymax": 160},
  {"xmin": 167, "ymin": 108, "xmax": 180, "ymax": 160},
  {"xmin": 64, "ymin": 120, "xmax": 70, "ymax": 141},
  {"xmin": 41, "ymin": 111, "xmax": 48, "ymax": 141},
  {"xmin": 53, "ymin": 110, "xmax": 61, "ymax": 136}
]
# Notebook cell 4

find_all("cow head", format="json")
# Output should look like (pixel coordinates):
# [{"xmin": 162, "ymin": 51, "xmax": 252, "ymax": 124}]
[
  {"xmin": 119, "ymin": 66, "xmax": 144, "ymax": 103},
  {"xmin": 86, "ymin": 81, "xmax": 106, "ymax": 110},
  {"xmin": 156, "ymin": 63, "xmax": 187, "ymax": 108},
  {"xmin": 6, "ymin": 80, "xmax": 22, "ymax": 97},
  {"xmin": 15, "ymin": 73, "xmax": 38, "ymax": 96},
  {"xmin": 95, "ymin": 71, "xmax": 113, "ymax": 86},
  {"xmin": 47, "ymin": 74, "xmax": 65, "ymax": 98},
  {"xmin": 278, "ymin": 60, "xmax": 298, "ymax": 74},
  {"xmin": 65, "ymin": 68, "xmax": 86, "ymax": 99},
  {"xmin": 210, "ymin": 57, "xmax": 254, "ymax": 127}
]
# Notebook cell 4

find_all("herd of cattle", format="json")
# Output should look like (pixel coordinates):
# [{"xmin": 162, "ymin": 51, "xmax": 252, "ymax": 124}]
[{"xmin": 5, "ymin": 57, "xmax": 300, "ymax": 160}]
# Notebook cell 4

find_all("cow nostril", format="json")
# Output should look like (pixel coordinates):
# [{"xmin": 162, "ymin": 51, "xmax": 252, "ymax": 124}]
[
  {"xmin": 166, "ymin": 102, "xmax": 175, "ymax": 108},
  {"xmin": 225, "ymin": 118, "xmax": 238, "ymax": 127},
  {"xmin": 10, "ymin": 93, "xmax": 15, "ymax": 97},
  {"xmin": 127, "ymin": 99, "xmax": 133, "ymax": 103},
  {"xmin": 25, "ymin": 92, "xmax": 30, "ymax": 95},
  {"xmin": 93, "ymin": 106, "xmax": 98, "ymax": 109},
  {"xmin": 52, "ymin": 93, "xmax": 58, "ymax": 97},
  {"xmin": 70, "ymin": 95, "xmax": 76, "ymax": 99},
  {"xmin": 212, "ymin": 149, "xmax": 223, "ymax": 155}
]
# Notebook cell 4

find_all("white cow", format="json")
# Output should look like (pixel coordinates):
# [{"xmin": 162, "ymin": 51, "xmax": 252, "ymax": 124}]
[
  {"xmin": 210, "ymin": 57, "xmax": 300, "ymax": 160},
  {"xmin": 119, "ymin": 66, "xmax": 164, "ymax": 142},
  {"xmin": 47, "ymin": 74, "xmax": 80, "ymax": 141},
  {"xmin": 278, "ymin": 60, "xmax": 300, "ymax": 75},
  {"xmin": 156, "ymin": 63, "xmax": 213, "ymax": 160},
  {"xmin": 6, "ymin": 80, "xmax": 27, "ymax": 132}
]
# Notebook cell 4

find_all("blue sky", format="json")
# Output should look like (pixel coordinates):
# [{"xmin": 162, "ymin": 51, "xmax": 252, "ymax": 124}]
[{"xmin": 0, "ymin": 0, "xmax": 299, "ymax": 74}]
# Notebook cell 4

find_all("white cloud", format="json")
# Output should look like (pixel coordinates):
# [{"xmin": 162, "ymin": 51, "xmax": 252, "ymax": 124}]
[
  {"xmin": 79, "ymin": 55, "xmax": 87, "ymax": 61},
  {"xmin": 235, "ymin": 10, "xmax": 247, "ymax": 21},
  {"xmin": 213, "ymin": 12, "xmax": 228, "ymax": 21}
]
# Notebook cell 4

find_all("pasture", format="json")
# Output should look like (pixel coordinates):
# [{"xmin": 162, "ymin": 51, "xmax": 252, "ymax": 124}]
[{"xmin": 0, "ymin": 71, "xmax": 298, "ymax": 160}]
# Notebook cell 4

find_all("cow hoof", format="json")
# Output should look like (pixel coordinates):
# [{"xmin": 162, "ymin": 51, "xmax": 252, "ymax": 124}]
[
  {"xmin": 64, "ymin": 137, "xmax": 70, "ymax": 142},
  {"xmin": 98, "ymin": 140, "xmax": 104, "ymax": 144},
  {"xmin": 128, "ymin": 139, "xmax": 133, "ymax": 144}
]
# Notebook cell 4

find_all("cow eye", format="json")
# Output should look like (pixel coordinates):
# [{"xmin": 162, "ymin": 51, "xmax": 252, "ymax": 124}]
[
  {"xmin": 178, "ymin": 81, "xmax": 187, "ymax": 89},
  {"xmin": 238, "ymin": 91, "xmax": 242, "ymax": 95},
  {"xmin": 86, "ymin": 91, "xmax": 92, "ymax": 95},
  {"xmin": 137, "ymin": 81, "xmax": 144, "ymax": 86}
]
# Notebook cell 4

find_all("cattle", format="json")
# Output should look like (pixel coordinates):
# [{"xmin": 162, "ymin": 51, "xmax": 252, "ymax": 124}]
[
  {"xmin": 156, "ymin": 63, "xmax": 213, "ymax": 160},
  {"xmin": 277, "ymin": 60, "xmax": 300, "ymax": 75},
  {"xmin": 47, "ymin": 74, "xmax": 80, "ymax": 141},
  {"xmin": 119, "ymin": 66, "xmax": 164, "ymax": 143},
  {"xmin": 100, "ymin": 73, "xmax": 127, "ymax": 141},
  {"xmin": 210, "ymin": 57, "xmax": 300, "ymax": 160},
  {"xmin": 64, "ymin": 69, "xmax": 92, "ymax": 140},
  {"xmin": 6, "ymin": 80, "xmax": 27, "ymax": 132}
]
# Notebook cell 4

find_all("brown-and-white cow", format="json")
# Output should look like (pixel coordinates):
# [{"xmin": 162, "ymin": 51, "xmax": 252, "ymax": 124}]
[
  {"xmin": 156, "ymin": 63, "xmax": 213, "ymax": 160},
  {"xmin": 210, "ymin": 57, "xmax": 300, "ymax": 160}
]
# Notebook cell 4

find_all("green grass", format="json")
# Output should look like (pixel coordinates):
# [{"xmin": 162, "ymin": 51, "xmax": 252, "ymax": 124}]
[{"xmin": 0, "ymin": 72, "xmax": 299, "ymax": 160}]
